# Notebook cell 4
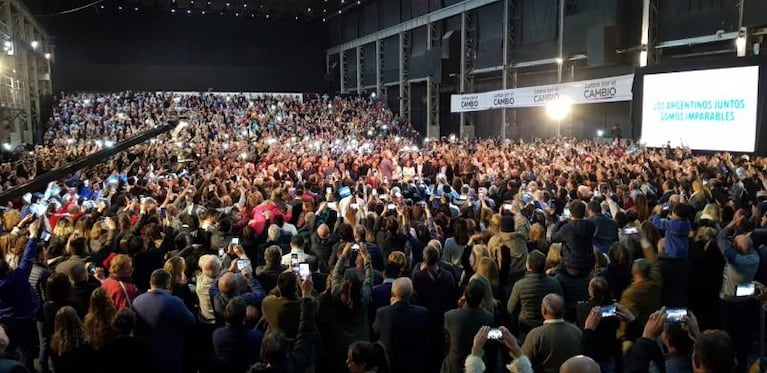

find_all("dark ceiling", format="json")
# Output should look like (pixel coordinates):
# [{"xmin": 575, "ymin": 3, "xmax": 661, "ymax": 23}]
[{"xmin": 26, "ymin": 0, "xmax": 367, "ymax": 22}]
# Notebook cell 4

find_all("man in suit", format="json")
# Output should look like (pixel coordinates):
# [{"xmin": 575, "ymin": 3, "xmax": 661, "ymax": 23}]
[
  {"xmin": 133, "ymin": 269, "xmax": 196, "ymax": 373},
  {"xmin": 442, "ymin": 279, "xmax": 494, "ymax": 373},
  {"xmin": 370, "ymin": 264, "xmax": 400, "ymax": 315},
  {"xmin": 372, "ymin": 277, "xmax": 429, "ymax": 373}
]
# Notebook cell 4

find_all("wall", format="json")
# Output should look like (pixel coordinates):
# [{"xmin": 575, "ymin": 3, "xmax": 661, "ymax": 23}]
[{"xmin": 44, "ymin": 12, "xmax": 329, "ymax": 92}]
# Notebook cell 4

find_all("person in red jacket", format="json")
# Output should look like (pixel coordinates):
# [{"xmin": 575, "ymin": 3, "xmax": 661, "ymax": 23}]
[{"xmin": 96, "ymin": 254, "xmax": 139, "ymax": 310}]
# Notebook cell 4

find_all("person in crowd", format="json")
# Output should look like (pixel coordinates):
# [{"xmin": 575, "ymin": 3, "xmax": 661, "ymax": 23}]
[
  {"xmin": 281, "ymin": 235, "xmax": 312, "ymax": 266},
  {"xmin": 132, "ymin": 269, "xmax": 196, "ymax": 373},
  {"xmin": 210, "ymin": 271, "xmax": 265, "ymax": 325},
  {"xmin": 40, "ymin": 272, "xmax": 72, "ymax": 373},
  {"xmin": 196, "ymin": 254, "xmax": 221, "ymax": 324},
  {"xmin": 99, "ymin": 253, "xmax": 139, "ymax": 310},
  {"xmin": 0, "ymin": 324, "xmax": 28, "ymax": 373},
  {"xmin": 600, "ymin": 242, "xmax": 633, "ymax": 301},
  {"xmin": 164, "ymin": 256, "xmax": 197, "ymax": 313},
  {"xmin": 330, "ymin": 243, "xmax": 374, "ymax": 368},
  {"xmin": 577, "ymin": 277, "xmax": 631, "ymax": 373},
  {"xmin": 552, "ymin": 200, "xmax": 597, "ymax": 277},
  {"xmin": 346, "ymin": 341, "xmax": 390, "ymax": 373},
  {"xmin": 465, "ymin": 326, "xmax": 532, "ymax": 373},
  {"xmin": 587, "ymin": 200, "xmax": 619, "ymax": 254},
  {"xmin": 521, "ymin": 293, "xmax": 582, "ymax": 373},
  {"xmin": 68, "ymin": 263, "xmax": 100, "ymax": 319},
  {"xmin": 651, "ymin": 202, "xmax": 693, "ymax": 307},
  {"xmin": 560, "ymin": 355, "xmax": 601, "ymax": 373},
  {"xmin": 100, "ymin": 307, "xmax": 159, "ymax": 373},
  {"xmin": 443, "ymin": 279, "xmax": 494, "ymax": 373},
  {"xmin": 82, "ymin": 287, "xmax": 116, "ymax": 353},
  {"xmin": 50, "ymin": 306, "xmax": 93, "ymax": 373},
  {"xmin": 212, "ymin": 296, "xmax": 264, "ymax": 372},
  {"xmin": 250, "ymin": 275, "xmax": 317, "ymax": 373},
  {"xmin": 370, "ymin": 263, "xmax": 400, "ymax": 315},
  {"xmin": 54, "ymin": 237, "xmax": 88, "ymax": 281},
  {"xmin": 372, "ymin": 277, "xmax": 428, "ymax": 373},
  {"xmin": 487, "ymin": 215, "xmax": 528, "ymax": 295},
  {"xmin": 0, "ymin": 219, "xmax": 41, "ymax": 370},
  {"xmin": 619, "ymin": 230, "xmax": 662, "ymax": 349},
  {"xmin": 256, "ymin": 246, "xmax": 286, "ymax": 294},
  {"xmin": 262, "ymin": 271, "xmax": 301, "ymax": 339},
  {"xmin": 413, "ymin": 245, "xmax": 458, "ymax": 372},
  {"xmin": 717, "ymin": 209, "xmax": 760, "ymax": 373},
  {"xmin": 508, "ymin": 250, "xmax": 562, "ymax": 338}
]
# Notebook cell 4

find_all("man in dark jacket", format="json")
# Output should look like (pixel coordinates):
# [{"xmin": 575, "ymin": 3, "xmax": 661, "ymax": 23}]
[
  {"xmin": 249, "ymin": 276, "xmax": 318, "ymax": 373},
  {"xmin": 586, "ymin": 201, "xmax": 618, "ymax": 254},
  {"xmin": 372, "ymin": 277, "xmax": 429, "ymax": 373},
  {"xmin": 552, "ymin": 200, "xmax": 597, "ymax": 277},
  {"xmin": 0, "ymin": 220, "xmax": 41, "ymax": 370},
  {"xmin": 210, "ymin": 272, "xmax": 265, "ymax": 325},
  {"xmin": 213, "ymin": 296, "xmax": 264, "ymax": 372},
  {"xmin": 508, "ymin": 250, "xmax": 563, "ymax": 336},
  {"xmin": 442, "ymin": 279, "xmax": 494, "ymax": 373}
]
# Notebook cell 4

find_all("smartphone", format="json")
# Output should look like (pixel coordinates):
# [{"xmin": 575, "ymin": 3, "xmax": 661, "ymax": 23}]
[
  {"xmin": 662, "ymin": 203, "xmax": 670, "ymax": 211},
  {"xmin": 736, "ymin": 283, "xmax": 756, "ymax": 297},
  {"xmin": 218, "ymin": 247, "xmax": 226, "ymax": 257},
  {"xmin": 624, "ymin": 227, "xmax": 639, "ymax": 235},
  {"xmin": 387, "ymin": 203, "xmax": 396, "ymax": 211},
  {"xmin": 88, "ymin": 265, "xmax": 98, "ymax": 275},
  {"xmin": 299, "ymin": 263, "xmax": 311, "ymax": 279},
  {"xmin": 352, "ymin": 244, "xmax": 360, "ymax": 251},
  {"xmin": 665, "ymin": 308, "xmax": 687, "ymax": 323},
  {"xmin": 487, "ymin": 328, "xmax": 503, "ymax": 340},
  {"xmin": 291, "ymin": 253, "xmax": 298, "ymax": 267},
  {"xmin": 160, "ymin": 207, "xmax": 167, "ymax": 219},
  {"xmin": 236, "ymin": 258, "xmax": 251, "ymax": 273},
  {"xmin": 326, "ymin": 187, "xmax": 332, "ymax": 195},
  {"xmin": 503, "ymin": 203, "xmax": 513, "ymax": 211},
  {"xmin": 41, "ymin": 231, "xmax": 51, "ymax": 242},
  {"xmin": 562, "ymin": 208, "xmax": 571, "ymax": 219},
  {"xmin": 600, "ymin": 305, "xmax": 617, "ymax": 318},
  {"xmin": 231, "ymin": 237, "xmax": 240, "ymax": 246}
]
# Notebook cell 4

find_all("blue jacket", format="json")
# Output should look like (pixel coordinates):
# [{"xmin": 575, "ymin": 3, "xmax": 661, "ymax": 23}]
[
  {"xmin": 212, "ymin": 324, "xmax": 264, "ymax": 372},
  {"xmin": 587, "ymin": 214, "xmax": 619, "ymax": 254},
  {"xmin": 650, "ymin": 215, "xmax": 692, "ymax": 258},
  {"xmin": 132, "ymin": 289, "xmax": 196, "ymax": 373},
  {"xmin": 0, "ymin": 238, "xmax": 40, "ymax": 323}
]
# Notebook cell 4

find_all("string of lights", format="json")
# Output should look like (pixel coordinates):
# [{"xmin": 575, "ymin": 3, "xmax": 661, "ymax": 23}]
[{"xmin": 82, "ymin": 0, "xmax": 366, "ymax": 21}]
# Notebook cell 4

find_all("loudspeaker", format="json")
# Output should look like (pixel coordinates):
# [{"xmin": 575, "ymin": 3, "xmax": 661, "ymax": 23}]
[{"xmin": 587, "ymin": 25, "xmax": 618, "ymax": 67}]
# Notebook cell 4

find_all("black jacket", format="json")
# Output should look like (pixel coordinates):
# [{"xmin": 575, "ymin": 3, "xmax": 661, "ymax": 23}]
[{"xmin": 248, "ymin": 298, "xmax": 317, "ymax": 373}]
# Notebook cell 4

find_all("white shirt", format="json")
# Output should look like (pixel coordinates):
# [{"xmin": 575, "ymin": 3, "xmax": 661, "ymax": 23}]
[{"xmin": 281, "ymin": 248, "xmax": 311, "ymax": 266}]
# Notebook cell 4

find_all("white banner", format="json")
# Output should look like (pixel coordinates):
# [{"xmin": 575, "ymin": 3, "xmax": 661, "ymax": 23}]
[{"xmin": 450, "ymin": 74, "xmax": 634, "ymax": 112}]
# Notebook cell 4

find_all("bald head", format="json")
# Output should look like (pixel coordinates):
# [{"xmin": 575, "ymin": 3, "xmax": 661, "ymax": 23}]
[
  {"xmin": 391, "ymin": 278, "xmax": 413, "ymax": 303},
  {"xmin": 541, "ymin": 293, "xmax": 565, "ymax": 320},
  {"xmin": 734, "ymin": 234, "xmax": 752, "ymax": 253},
  {"xmin": 560, "ymin": 355, "xmax": 600, "ymax": 373},
  {"xmin": 218, "ymin": 272, "xmax": 237, "ymax": 295},
  {"xmin": 317, "ymin": 224, "xmax": 330, "ymax": 239}
]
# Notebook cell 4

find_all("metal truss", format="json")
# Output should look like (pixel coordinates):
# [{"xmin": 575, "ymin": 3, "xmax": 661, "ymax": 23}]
[
  {"xmin": 459, "ymin": 11, "xmax": 476, "ymax": 138},
  {"xmin": 356, "ymin": 46, "xmax": 363, "ymax": 94},
  {"xmin": 500, "ymin": 0, "xmax": 516, "ymax": 139},
  {"xmin": 399, "ymin": 31, "xmax": 410, "ymax": 122}
]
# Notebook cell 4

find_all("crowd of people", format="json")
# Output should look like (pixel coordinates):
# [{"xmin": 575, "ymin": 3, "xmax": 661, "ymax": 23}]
[{"xmin": 0, "ymin": 91, "xmax": 766, "ymax": 373}]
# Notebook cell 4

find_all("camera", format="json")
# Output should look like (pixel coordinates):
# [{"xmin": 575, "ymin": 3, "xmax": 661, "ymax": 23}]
[{"xmin": 665, "ymin": 308, "xmax": 687, "ymax": 323}]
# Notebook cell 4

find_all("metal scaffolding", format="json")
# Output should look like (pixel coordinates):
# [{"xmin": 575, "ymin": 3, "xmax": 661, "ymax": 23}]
[
  {"xmin": 500, "ymin": 0, "xmax": 516, "ymax": 139},
  {"xmin": 398, "ymin": 31, "xmax": 410, "ymax": 122},
  {"xmin": 459, "ymin": 11, "xmax": 476, "ymax": 139},
  {"xmin": 426, "ymin": 22, "xmax": 440, "ymax": 140},
  {"xmin": 0, "ymin": 0, "xmax": 51, "ymax": 146}
]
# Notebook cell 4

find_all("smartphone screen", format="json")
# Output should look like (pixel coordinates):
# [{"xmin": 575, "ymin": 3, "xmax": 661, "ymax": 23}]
[
  {"xmin": 299, "ymin": 263, "xmax": 311, "ymax": 279},
  {"xmin": 231, "ymin": 237, "xmax": 240, "ymax": 246},
  {"xmin": 736, "ymin": 283, "xmax": 755, "ymax": 297},
  {"xmin": 487, "ymin": 328, "xmax": 502, "ymax": 340},
  {"xmin": 326, "ymin": 187, "xmax": 332, "ymax": 195},
  {"xmin": 665, "ymin": 308, "xmax": 687, "ymax": 323},
  {"xmin": 600, "ymin": 305, "xmax": 617, "ymax": 318},
  {"xmin": 562, "ymin": 208, "xmax": 571, "ymax": 219}
]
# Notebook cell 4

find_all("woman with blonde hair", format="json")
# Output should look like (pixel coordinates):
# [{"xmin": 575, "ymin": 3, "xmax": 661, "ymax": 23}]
[
  {"xmin": 164, "ymin": 256, "xmax": 197, "ymax": 312},
  {"xmin": 387, "ymin": 251, "xmax": 409, "ymax": 275},
  {"xmin": 689, "ymin": 179, "xmax": 713, "ymax": 212},
  {"xmin": 469, "ymin": 257, "xmax": 501, "ymax": 312},
  {"xmin": 545, "ymin": 243, "xmax": 562, "ymax": 275},
  {"xmin": 82, "ymin": 288, "xmax": 116, "ymax": 352},
  {"xmin": 51, "ymin": 306, "xmax": 93, "ymax": 373}
]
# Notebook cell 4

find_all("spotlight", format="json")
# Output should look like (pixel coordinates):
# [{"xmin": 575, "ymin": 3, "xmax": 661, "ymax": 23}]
[
  {"xmin": 596, "ymin": 130, "xmax": 604, "ymax": 137},
  {"xmin": 545, "ymin": 97, "xmax": 573, "ymax": 121}
]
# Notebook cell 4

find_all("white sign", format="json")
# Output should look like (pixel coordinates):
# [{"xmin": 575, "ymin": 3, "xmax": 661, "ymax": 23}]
[{"xmin": 450, "ymin": 74, "xmax": 634, "ymax": 112}]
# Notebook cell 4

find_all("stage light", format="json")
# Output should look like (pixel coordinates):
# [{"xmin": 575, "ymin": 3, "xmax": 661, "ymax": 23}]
[
  {"xmin": 44, "ymin": 52, "xmax": 51, "ymax": 59},
  {"xmin": 370, "ymin": 92, "xmax": 376, "ymax": 98},
  {"xmin": 30, "ymin": 41, "xmax": 38, "ymax": 49},
  {"xmin": 545, "ymin": 97, "xmax": 572, "ymax": 122},
  {"xmin": 597, "ymin": 130, "xmax": 604, "ymax": 137},
  {"xmin": 555, "ymin": 57, "xmax": 564, "ymax": 64}
]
